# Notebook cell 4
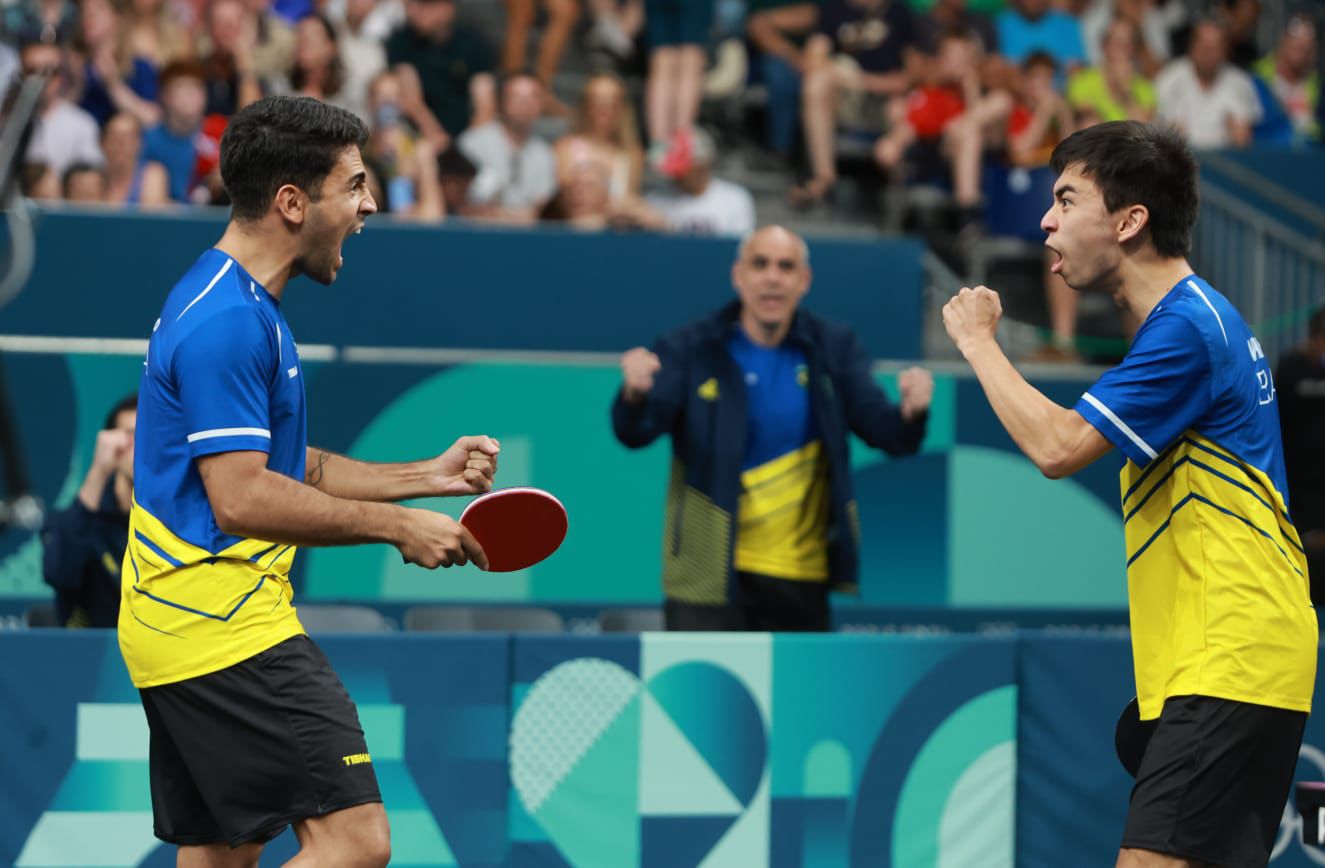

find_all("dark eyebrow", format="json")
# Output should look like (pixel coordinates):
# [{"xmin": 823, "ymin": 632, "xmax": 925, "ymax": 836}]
[
  {"xmin": 1054, "ymin": 184, "xmax": 1077, "ymax": 198},
  {"xmin": 349, "ymin": 171, "xmax": 367, "ymax": 188}
]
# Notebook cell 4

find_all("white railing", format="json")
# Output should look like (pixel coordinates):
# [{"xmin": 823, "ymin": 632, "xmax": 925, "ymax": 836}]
[{"xmin": 1192, "ymin": 181, "xmax": 1325, "ymax": 365}]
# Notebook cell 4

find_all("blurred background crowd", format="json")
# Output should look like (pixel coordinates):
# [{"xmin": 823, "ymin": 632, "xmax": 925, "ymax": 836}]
[{"xmin": 1, "ymin": 0, "xmax": 1320, "ymax": 358}]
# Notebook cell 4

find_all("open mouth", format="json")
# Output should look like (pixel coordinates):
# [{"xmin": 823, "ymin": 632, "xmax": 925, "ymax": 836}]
[
  {"xmin": 337, "ymin": 223, "xmax": 364, "ymax": 269},
  {"xmin": 1046, "ymin": 244, "xmax": 1063, "ymax": 274}
]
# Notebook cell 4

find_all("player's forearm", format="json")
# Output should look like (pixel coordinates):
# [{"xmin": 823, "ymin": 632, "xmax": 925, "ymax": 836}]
[
  {"xmin": 216, "ymin": 465, "xmax": 409, "ymax": 547},
  {"xmin": 305, "ymin": 447, "xmax": 438, "ymax": 502},
  {"xmin": 77, "ymin": 465, "xmax": 112, "ymax": 511},
  {"xmin": 961, "ymin": 339, "xmax": 1081, "ymax": 477}
]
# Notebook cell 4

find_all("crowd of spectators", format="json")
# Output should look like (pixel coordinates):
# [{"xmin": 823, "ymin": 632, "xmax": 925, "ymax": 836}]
[{"xmin": 1, "ymin": 0, "xmax": 1320, "ymax": 244}]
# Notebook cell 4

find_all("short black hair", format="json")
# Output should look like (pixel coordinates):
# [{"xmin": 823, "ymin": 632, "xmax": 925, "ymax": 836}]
[
  {"xmin": 103, "ymin": 394, "xmax": 138, "ymax": 430},
  {"xmin": 61, "ymin": 162, "xmax": 104, "ymax": 197},
  {"xmin": 1050, "ymin": 121, "xmax": 1199, "ymax": 258},
  {"xmin": 17, "ymin": 161, "xmax": 52, "ymax": 197},
  {"xmin": 437, "ymin": 145, "xmax": 477, "ymax": 180},
  {"xmin": 158, "ymin": 59, "xmax": 206, "ymax": 90},
  {"xmin": 1023, "ymin": 50, "xmax": 1057, "ymax": 73},
  {"xmin": 220, "ymin": 95, "xmax": 369, "ymax": 221}
]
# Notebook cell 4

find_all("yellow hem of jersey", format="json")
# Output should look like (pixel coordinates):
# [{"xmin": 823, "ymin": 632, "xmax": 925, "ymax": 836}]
[
  {"xmin": 1139, "ymin": 686, "xmax": 1313, "ymax": 721},
  {"xmin": 125, "ymin": 623, "xmax": 307, "ymax": 689},
  {"xmin": 732, "ymin": 559, "xmax": 830, "ymax": 583}
]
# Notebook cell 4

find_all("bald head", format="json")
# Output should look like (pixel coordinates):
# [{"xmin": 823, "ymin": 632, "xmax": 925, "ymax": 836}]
[
  {"xmin": 737, "ymin": 225, "xmax": 810, "ymax": 266},
  {"xmin": 731, "ymin": 225, "xmax": 813, "ymax": 345}
]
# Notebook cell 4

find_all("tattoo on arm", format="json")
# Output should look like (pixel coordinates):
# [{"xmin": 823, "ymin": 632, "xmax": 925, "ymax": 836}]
[{"xmin": 308, "ymin": 451, "xmax": 330, "ymax": 488}]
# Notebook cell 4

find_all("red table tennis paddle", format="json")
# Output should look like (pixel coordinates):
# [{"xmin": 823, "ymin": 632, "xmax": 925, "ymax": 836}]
[{"xmin": 459, "ymin": 487, "xmax": 568, "ymax": 572}]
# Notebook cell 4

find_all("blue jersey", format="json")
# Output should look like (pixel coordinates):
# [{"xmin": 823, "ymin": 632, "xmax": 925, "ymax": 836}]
[
  {"xmin": 119, "ymin": 249, "xmax": 307, "ymax": 687},
  {"xmin": 726, "ymin": 327, "xmax": 829, "ymax": 581},
  {"xmin": 1076, "ymin": 273, "xmax": 1315, "ymax": 719}
]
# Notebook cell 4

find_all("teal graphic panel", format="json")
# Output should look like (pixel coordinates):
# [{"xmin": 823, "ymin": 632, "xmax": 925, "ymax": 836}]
[
  {"xmin": 1, "ymin": 356, "xmax": 1127, "ymax": 609},
  {"xmin": 9, "ymin": 633, "xmax": 1325, "ymax": 866},
  {"xmin": 0, "ymin": 633, "xmax": 510, "ymax": 867},
  {"xmin": 508, "ymin": 634, "xmax": 1017, "ymax": 866}
]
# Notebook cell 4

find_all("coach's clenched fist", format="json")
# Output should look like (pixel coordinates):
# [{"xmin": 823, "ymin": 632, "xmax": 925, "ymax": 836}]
[{"xmin": 620, "ymin": 347, "xmax": 662, "ymax": 404}]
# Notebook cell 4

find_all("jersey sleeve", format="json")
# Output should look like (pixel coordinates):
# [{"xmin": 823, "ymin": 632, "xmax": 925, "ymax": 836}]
[
  {"xmin": 1075, "ymin": 310, "xmax": 1213, "ymax": 466},
  {"xmin": 172, "ymin": 306, "xmax": 277, "ymax": 458}
]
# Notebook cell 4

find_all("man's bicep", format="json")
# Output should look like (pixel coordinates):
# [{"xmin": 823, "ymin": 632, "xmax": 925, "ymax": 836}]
[
  {"xmin": 1075, "ymin": 314, "xmax": 1212, "ymax": 466},
  {"xmin": 195, "ymin": 450, "xmax": 271, "ymax": 519},
  {"xmin": 1055, "ymin": 410, "xmax": 1115, "ymax": 477}
]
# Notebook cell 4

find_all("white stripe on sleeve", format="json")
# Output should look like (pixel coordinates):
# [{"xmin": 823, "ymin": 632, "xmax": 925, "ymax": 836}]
[
  {"xmin": 186, "ymin": 427, "xmax": 272, "ymax": 443},
  {"xmin": 1081, "ymin": 393, "xmax": 1157, "ymax": 460},
  {"xmin": 1186, "ymin": 280, "xmax": 1228, "ymax": 346},
  {"xmin": 176, "ymin": 258, "xmax": 234, "ymax": 322}
]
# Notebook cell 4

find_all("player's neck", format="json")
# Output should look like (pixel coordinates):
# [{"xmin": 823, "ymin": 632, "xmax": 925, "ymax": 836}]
[
  {"xmin": 214, "ymin": 221, "xmax": 296, "ymax": 300},
  {"xmin": 1112, "ymin": 255, "xmax": 1195, "ymax": 325}
]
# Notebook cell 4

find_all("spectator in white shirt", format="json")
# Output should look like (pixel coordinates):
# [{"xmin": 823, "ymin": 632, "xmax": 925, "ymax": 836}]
[
  {"xmin": 1155, "ymin": 18, "xmax": 1260, "ymax": 149},
  {"xmin": 638, "ymin": 127, "xmax": 756, "ymax": 237},
  {"xmin": 19, "ymin": 36, "xmax": 104, "ymax": 176},
  {"xmin": 458, "ymin": 71, "xmax": 556, "ymax": 221},
  {"xmin": 324, "ymin": 0, "xmax": 387, "ymax": 123}
]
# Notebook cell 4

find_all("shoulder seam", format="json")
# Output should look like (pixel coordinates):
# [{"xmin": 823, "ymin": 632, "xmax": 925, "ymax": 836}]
[{"xmin": 176, "ymin": 257, "xmax": 234, "ymax": 323}]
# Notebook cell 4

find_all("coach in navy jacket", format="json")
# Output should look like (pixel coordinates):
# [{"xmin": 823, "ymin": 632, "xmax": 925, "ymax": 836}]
[{"xmin": 612, "ymin": 226, "xmax": 932, "ymax": 630}]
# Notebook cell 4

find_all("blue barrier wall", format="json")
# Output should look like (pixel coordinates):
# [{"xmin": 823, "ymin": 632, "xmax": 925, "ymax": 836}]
[
  {"xmin": 3, "ymin": 211, "xmax": 926, "ymax": 358},
  {"xmin": 2, "ymin": 631, "xmax": 1324, "ymax": 867}
]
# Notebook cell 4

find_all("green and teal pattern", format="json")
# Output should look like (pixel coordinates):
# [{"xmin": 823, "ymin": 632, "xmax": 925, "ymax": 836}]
[
  {"xmin": 0, "ymin": 355, "xmax": 1128, "ymax": 611},
  {"xmin": 507, "ymin": 633, "xmax": 1017, "ymax": 867},
  {"xmin": 0, "ymin": 633, "xmax": 510, "ymax": 867}
]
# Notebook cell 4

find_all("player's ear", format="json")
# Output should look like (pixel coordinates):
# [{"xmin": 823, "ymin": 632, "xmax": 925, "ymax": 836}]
[
  {"xmin": 1117, "ymin": 203, "xmax": 1149, "ymax": 246},
  {"xmin": 273, "ymin": 183, "xmax": 306, "ymax": 225}
]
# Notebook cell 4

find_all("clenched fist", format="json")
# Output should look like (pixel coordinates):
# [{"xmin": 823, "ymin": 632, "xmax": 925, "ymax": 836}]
[
  {"xmin": 91, "ymin": 428, "xmax": 133, "ymax": 475},
  {"xmin": 429, "ymin": 435, "xmax": 500, "ymax": 497},
  {"xmin": 942, "ymin": 285, "xmax": 1003, "ymax": 355},
  {"xmin": 620, "ymin": 347, "xmax": 662, "ymax": 403},
  {"xmin": 898, "ymin": 367, "xmax": 934, "ymax": 422}
]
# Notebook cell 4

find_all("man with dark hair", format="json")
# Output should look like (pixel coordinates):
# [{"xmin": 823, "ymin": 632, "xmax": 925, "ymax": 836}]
[
  {"xmin": 19, "ymin": 34, "xmax": 104, "ymax": 176},
  {"xmin": 457, "ymin": 71, "xmax": 555, "ymax": 220},
  {"xmin": 436, "ymin": 143, "xmax": 478, "ymax": 214},
  {"xmin": 199, "ymin": 0, "xmax": 263, "ymax": 117},
  {"xmin": 61, "ymin": 161, "xmax": 106, "ymax": 201},
  {"xmin": 40, "ymin": 394, "xmax": 137, "ymax": 628},
  {"xmin": 1156, "ymin": 18, "xmax": 1260, "ymax": 149},
  {"xmin": 385, "ymin": 0, "xmax": 496, "ymax": 139},
  {"xmin": 122, "ymin": 95, "xmax": 501, "ymax": 866},
  {"xmin": 1277, "ymin": 306, "xmax": 1325, "ymax": 606},
  {"xmin": 943, "ymin": 120, "xmax": 1315, "ymax": 868},
  {"xmin": 142, "ymin": 60, "xmax": 210, "ymax": 203}
]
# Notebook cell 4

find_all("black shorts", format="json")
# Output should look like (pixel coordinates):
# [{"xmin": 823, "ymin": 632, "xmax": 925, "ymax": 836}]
[
  {"xmin": 665, "ymin": 572, "xmax": 830, "ymax": 632},
  {"xmin": 139, "ymin": 634, "xmax": 382, "ymax": 847},
  {"xmin": 1122, "ymin": 694, "xmax": 1306, "ymax": 868}
]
